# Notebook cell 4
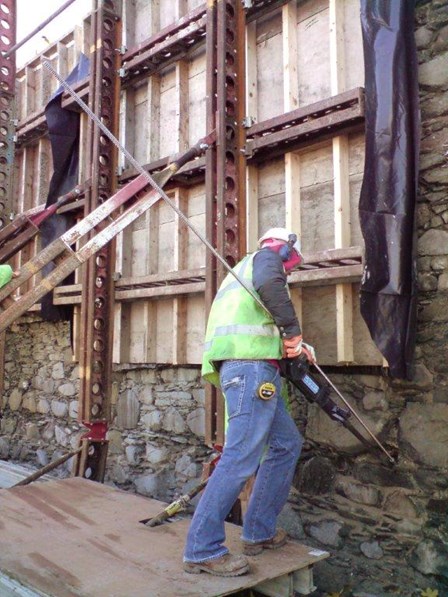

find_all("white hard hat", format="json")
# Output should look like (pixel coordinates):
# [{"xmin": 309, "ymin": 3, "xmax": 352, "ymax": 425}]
[{"xmin": 257, "ymin": 227, "xmax": 301, "ymax": 255}]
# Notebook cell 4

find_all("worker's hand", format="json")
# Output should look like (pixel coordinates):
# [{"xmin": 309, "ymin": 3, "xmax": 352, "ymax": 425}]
[
  {"xmin": 301, "ymin": 342, "xmax": 316, "ymax": 364},
  {"xmin": 283, "ymin": 335, "xmax": 303, "ymax": 358}
]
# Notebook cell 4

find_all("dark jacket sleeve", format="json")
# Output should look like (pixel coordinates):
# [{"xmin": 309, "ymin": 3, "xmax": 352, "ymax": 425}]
[{"xmin": 252, "ymin": 249, "xmax": 301, "ymax": 338}]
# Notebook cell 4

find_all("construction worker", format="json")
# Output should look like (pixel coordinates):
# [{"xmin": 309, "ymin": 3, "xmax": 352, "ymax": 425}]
[
  {"xmin": 183, "ymin": 227, "xmax": 315, "ymax": 576},
  {"xmin": 0, "ymin": 264, "xmax": 19, "ymax": 288}
]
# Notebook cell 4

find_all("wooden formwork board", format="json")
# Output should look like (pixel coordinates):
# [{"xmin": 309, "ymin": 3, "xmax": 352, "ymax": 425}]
[
  {"xmin": 8, "ymin": 0, "xmax": 385, "ymax": 368},
  {"xmin": 0, "ymin": 478, "xmax": 329, "ymax": 597}
]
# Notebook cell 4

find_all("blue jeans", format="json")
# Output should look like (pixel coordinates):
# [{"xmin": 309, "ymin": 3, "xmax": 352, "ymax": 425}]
[{"xmin": 184, "ymin": 360, "xmax": 303, "ymax": 563}]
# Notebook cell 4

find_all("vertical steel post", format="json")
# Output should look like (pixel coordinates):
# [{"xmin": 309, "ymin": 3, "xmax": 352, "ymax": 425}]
[
  {"xmin": 75, "ymin": 0, "xmax": 122, "ymax": 481},
  {"xmin": 205, "ymin": 0, "xmax": 247, "ymax": 446},
  {"xmin": 0, "ymin": 0, "xmax": 16, "ymax": 408}
]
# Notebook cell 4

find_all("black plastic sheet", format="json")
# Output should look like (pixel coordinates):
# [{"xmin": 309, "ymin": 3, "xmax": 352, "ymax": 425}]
[
  {"xmin": 359, "ymin": 0, "xmax": 420, "ymax": 379},
  {"xmin": 40, "ymin": 54, "xmax": 89, "ymax": 321}
]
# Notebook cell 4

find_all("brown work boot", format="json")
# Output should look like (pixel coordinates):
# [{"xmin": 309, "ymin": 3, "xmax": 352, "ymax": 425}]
[
  {"xmin": 183, "ymin": 553, "xmax": 250, "ymax": 577},
  {"xmin": 242, "ymin": 528, "xmax": 288, "ymax": 556}
]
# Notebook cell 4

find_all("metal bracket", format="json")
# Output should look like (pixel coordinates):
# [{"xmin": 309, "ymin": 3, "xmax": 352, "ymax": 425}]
[
  {"xmin": 117, "ymin": 67, "xmax": 127, "ymax": 78},
  {"xmin": 115, "ymin": 44, "xmax": 127, "ymax": 55},
  {"xmin": 242, "ymin": 116, "xmax": 256, "ymax": 128},
  {"xmin": 242, "ymin": 0, "xmax": 254, "ymax": 8}
]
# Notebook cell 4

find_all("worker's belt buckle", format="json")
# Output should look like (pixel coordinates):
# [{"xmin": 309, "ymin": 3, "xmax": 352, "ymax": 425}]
[{"xmin": 258, "ymin": 382, "xmax": 276, "ymax": 400}]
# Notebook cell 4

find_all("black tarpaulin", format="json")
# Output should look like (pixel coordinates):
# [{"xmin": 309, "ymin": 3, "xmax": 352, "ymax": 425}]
[
  {"xmin": 359, "ymin": 0, "xmax": 420, "ymax": 379},
  {"xmin": 40, "ymin": 54, "xmax": 89, "ymax": 321}
]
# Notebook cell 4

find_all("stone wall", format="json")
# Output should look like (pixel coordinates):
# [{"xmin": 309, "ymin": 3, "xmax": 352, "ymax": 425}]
[
  {"xmin": 1, "ymin": 1, "xmax": 448, "ymax": 596},
  {"xmin": 0, "ymin": 315, "xmax": 210, "ymax": 500}
]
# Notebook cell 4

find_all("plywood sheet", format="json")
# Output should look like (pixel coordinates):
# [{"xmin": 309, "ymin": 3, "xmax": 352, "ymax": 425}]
[
  {"xmin": 186, "ymin": 295, "xmax": 206, "ymax": 364},
  {"xmin": 188, "ymin": 51, "xmax": 207, "ymax": 146},
  {"xmin": 0, "ymin": 478, "xmax": 328, "ymax": 597},
  {"xmin": 297, "ymin": 0, "xmax": 331, "ymax": 105},
  {"xmin": 256, "ymin": 12, "xmax": 284, "ymax": 121}
]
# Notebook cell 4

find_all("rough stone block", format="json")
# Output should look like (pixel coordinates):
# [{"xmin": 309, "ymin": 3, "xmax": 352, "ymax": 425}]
[
  {"xmin": 307, "ymin": 519, "xmax": 343, "ymax": 547},
  {"xmin": 55, "ymin": 425, "xmax": 70, "ymax": 447},
  {"xmin": 106, "ymin": 430, "xmax": 123, "ymax": 454},
  {"xmin": 335, "ymin": 478, "xmax": 381, "ymax": 507},
  {"xmin": 51, "ymin": 362, "xmax": 65, "ymax": 380},
  {"xmin": 410, "ymin": 539, "xmax": 448, "ymax": 578},
  {"xmin": 399, "ymin": 403, "xmax": 448, "ymax": 467},
  {"xmin": 419, "ymin": 51, "xmax": 448, "ymax": 87},
  {"xmin": 8, "ymin": 389, "xmax": 23, "ymax": 411},
  {"xmin": 186, "ymin": 408, "xmax": 205, "ymax": 437},
  {"xmin": 360, "ymin": 540, "xmax": 384, "ymax": 560},
  {"xmin": 36, "ymin": 399, "xmax": 50, "ymax": 414},
  {"xmin": 0, "ymin": 437, "xmax": 9, "ymax": 459},
  {"xmin": 146, "ymin": 444, "xmax": 168, "ymax": 464},
  {"xmin": 296, "ymin": 456, "xmax": 336, "ymax": 495},
  {"xmin": 58, "ymin": 383, "xmax": 76, "ymax": 397},
  {"xmin": 138, "ymin": 386, "xmax": 154, "ymax": 405},
  {"xmin": 383, "ymin": 490, "xmax": 418, "ymax": 519},
  {"xmin": 22, "ymin": 394, "xmax": 37, "ymax": 413},
  {"xmin": 69, "ymin": 400, "xmax": 78, "ymax": 419},
  {"xmin": 25, "ymin": 423, "xmax": 39, "ymax": 440},
  {"xmin": 419, "ymin": 229, "xmax": 448, "ymax": 256},
  {"xmin": 51, "ymin": 400, "xmax": 68, "ymax": 418},
  {"xmin": 117, "ymin": 390, "xmax": 140, "ymax": 429},
  {"xmin": 141, "ymin": 410, "xmax": 162, "ymax": 431},
  {"xmin": 162, "ymin": 407, "xmax": 186, "ymax": 434}
]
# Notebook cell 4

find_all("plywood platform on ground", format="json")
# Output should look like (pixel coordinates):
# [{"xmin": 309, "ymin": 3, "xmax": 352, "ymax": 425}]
[{"xmin": 0, "ymin": 477, "xmax": 329, "ymax": 597}]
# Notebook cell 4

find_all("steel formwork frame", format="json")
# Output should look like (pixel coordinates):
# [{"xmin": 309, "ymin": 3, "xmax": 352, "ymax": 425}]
[
  {"xmin": 0, "ymin": 0, "xmax": 16, "ymax": 406},
  {"xmin": 74, "ymin": 0, "xmax": 122, "ymax": 481},
  {"xmin": 0, "ymin": 1, "xmax": 370, "ymax": 474},
  {"xmin": 205, "ymin": 0, "xmax": 247, "ymax": 446}
]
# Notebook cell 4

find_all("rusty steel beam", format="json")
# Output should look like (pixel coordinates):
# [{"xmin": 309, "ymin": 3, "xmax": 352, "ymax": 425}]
[
  {"xmin": 0, "ymin": 0, "xmax": 16, "ymax": 229},
  {"xmin": 245, "ymin": 87, "xmax": 365, "ymax": 161},
  {"xmin": 0, "ymin": 0, "xmax": 16, "ymax": 412},
  {"xmin": 204, "ymin": 0, "xmax": 247, "ymax": 446},
  {"xmin": 76, "ymin": 0, "xmax": 122, "ymax": 482},
  {"xmin": 204, "ymin": 0, "xmax": 219, "ymax": 447},
  {"xmin": 121, "ymin": 4, "xmax": 207, "ymax": 87}
]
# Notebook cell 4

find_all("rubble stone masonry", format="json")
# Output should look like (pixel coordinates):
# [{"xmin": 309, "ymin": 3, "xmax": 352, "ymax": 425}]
[{"xmin": 1, "ymin": 1, "xmax": 448, "ymax": 595}]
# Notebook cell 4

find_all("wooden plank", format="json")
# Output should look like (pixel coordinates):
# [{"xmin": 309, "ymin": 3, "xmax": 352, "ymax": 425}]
[
  {"xmin": 330, "ymin": 0, "xmax": 353, "ymax": 363},
  {"xmin": 176, "ymin": 60, "xmax": 190, "ymax": 152},
  {"xmin": 297, "ymin": 0, "xmax": 330, "ymax": 105},
  {"xmin": 256, "ymin": 11, "xmax": 283, "ymax": 122},
  {"xmin": 246, "ymin": 165, "xmax": 259, "ymax": 252},
  {"xmin": 282, "ymin": 0, "xmax": 298, "ymax": 112},
  {"xmin": 285, "ymin": 151, "xmax": 303, "ymax": 328},
  {"xmin": 148, "ymin": 75, "xmax": 161, "ymax": 162},
  {"xmin": 0, "ymin": 478, "xmax": 329, "ymax": 597},
  {"xmin": 246, "ymin": 21, "xmax": 257, "ymax": 121},
  {"xmin": 174, "ymin": 188, "xmax": 188, "ymax": 363}
]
